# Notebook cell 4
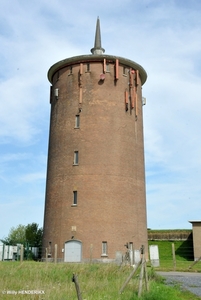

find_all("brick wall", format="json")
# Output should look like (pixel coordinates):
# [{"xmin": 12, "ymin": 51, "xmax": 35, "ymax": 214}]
[{"xmin": 42, "ymin": 57, "xmax": 148, "ymax": 261}]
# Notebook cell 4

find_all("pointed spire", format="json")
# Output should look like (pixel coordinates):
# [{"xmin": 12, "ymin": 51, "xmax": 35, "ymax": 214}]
[{"xmin": 91, "ymin": 17, "xmax": 105, "ymax": 55}]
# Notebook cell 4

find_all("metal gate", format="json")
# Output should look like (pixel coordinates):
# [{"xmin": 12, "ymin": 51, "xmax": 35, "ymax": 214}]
[{"xmin": 64, "ymin": 240, "xmax": 82, "ymax": 262}]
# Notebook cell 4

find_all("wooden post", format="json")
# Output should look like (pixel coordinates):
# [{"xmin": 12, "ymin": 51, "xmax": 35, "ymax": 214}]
[
  {"xmin": 119, "ymin": 245, "xmax": 149, "ymax": 295},
  {"xmin": 54, "ymin": 244, "xmax": 57, "ymax": 263},
  {"xmin": 119, "ymin": 259, "xmax": 141, "ymax": 294},
  {"xmin": 138, "ymin": 245, "xmax": 145, "ymax": 297},
  {"xmin": 90, "ymin": 244, "xmax": 93, "ymax": 263},
  {"xmin": 188, "ymin": 256, "xmax": 201, "ymax": 269},
  {"xmin": 72, "ymin": 274, "xmax": 82, "ymax": 300},
  {"xmin": 144, "ymin": 260, "xmax": 149, "ymax": 292},
  {"xmin": 20, "ymin": 244, "xmax": 24, "ymax": 262},
  {"xmin": 138, "ymin": 261, "xmax": 144, "ymax": 297},
  {"xmin": 2, "ymin": 243, "xmax": 5, "ymax": 261},
  {"xmin": 172, "ymin": 243, "xmax": 176, "ymax": 270}
]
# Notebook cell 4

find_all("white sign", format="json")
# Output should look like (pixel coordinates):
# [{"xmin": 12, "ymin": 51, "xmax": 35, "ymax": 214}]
[{"xmin": 149, "ymin": 245, "xmax": 160, "ymax": 267}]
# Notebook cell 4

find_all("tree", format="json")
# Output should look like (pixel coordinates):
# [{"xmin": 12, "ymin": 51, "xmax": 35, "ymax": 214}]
[
  {"xmin": 25, "ymin": 223, "xmax": 43, "ymax": 247},
  {"xmin": 1, "ymin": 223, "xmax": 43, "ymax": 247},
  {"xmin": 1, "ymin": 223, "xmax": 43, "ymax": 260},
  {"xmin": 25, "ymin": 223, "xmax": 43, "ymax": 260},
  {"xmin": 1, "ymin": 224, "xmax": 26, "ymax": 245}
]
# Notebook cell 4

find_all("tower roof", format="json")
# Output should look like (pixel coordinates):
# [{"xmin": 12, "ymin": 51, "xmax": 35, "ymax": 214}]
[
  {"xmin": 48, "ymin": 18, "xmax": 147, "ymax": 85},
  {"xmin": 90, "ymin": 17, "xmax": 105, "ymax": 55}
]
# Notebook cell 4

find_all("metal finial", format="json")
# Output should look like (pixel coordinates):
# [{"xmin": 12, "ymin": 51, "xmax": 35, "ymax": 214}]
[{"xmin": 91, "ymin": 17, "xmax": 105, "ymax": 55}]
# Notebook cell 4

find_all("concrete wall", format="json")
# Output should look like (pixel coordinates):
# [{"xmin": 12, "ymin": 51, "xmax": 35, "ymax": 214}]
[{"xmin": 190, "ymin": 221, "xmax": 201, "ymax": 260}]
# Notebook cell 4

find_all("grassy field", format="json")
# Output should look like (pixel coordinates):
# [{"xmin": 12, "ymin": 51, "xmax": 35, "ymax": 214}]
[
  {"xmin": 0, "ymin": 261, "xmax": 201, "ymax": 300},
  {"xmin": 148, "ymin": 240, "xmax": 201, "ymax": 271},
  {"xmin": 148, "ymin": 240, "xmax": 194, "ymax": 261}
]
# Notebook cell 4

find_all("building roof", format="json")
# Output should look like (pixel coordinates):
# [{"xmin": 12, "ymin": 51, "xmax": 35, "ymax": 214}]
[
  {"xmin": 47, "ymin": 18, "xmax": 147, "ymax": 85},
  {"xmin": 189, "ymin": 221, "xmax": 201, "ymax": 224}
]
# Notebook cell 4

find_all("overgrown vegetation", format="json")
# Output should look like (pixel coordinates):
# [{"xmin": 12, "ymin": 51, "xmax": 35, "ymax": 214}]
[
  {"xmin": 0, "ymin": 262, "xmax": 201, "ymax": 300},
  {"xmin": 0, "ymin": 233, "xmax": 200, "ymax": 298}
]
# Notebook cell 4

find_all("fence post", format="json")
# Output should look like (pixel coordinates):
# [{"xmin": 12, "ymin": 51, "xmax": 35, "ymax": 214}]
[
  {"xmin": 16, "ymin": 245, "xmax": 19, "ymax": 261},
  {"xmin": 138, "ymin": 260, "xmax": 144, "ymax": 297},
  {"xmin": 90, "ymin": 244, "xmax": 93, "ymax": 263},
  {"xmin": 188, "ymin": 256, "xmax": 201, "ymax": 269},
  {"xmin": 45, "ymin": 248, "xmax": 48, "ymax": 262},
  {"xmin": 72, "ymin": 274, "xmax": 82, "ymax": 300},
  {"xmin": 20, "ymin": 244, "xmax": 24, "ymax": 262},
  {"xmin": 138, "ymin": 245, "xmax": 145, "ymax": 297},
  {"xmin": 119, "ymin": 259, "xmax": 141, "ymax": 294},
  {"xmin": 144, "ymin": 258, "xmax": 149, "ymax": 292},
  {"xmin": 172, "ymin": 243, "xmax": 176, "ymax": 270},
  {"xmin": 2, "ymin": 244, "xmax": 5, "ymax": 261},
  {"xmin": 54, "ymin": 244, "xmax": 57, "ymax": 263}
]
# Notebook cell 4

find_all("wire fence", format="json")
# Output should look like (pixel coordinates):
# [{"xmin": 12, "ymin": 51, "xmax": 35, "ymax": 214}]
[
  {"xmin": 0, "ymin": 239, "xmax": 200, "ymax": 272},
  {"xmin": 0, "ymin": 244, "xmax": 43, "ymax": 261},
  {"xmin": 148, "ymin": 240, "xmax": 201, "ymax": 271}
]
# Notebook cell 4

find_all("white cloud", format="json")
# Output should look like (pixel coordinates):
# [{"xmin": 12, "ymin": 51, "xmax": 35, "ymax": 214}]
[{"xmin": 19, "ymin": 172, "xmax": 46, "ymax": 183}]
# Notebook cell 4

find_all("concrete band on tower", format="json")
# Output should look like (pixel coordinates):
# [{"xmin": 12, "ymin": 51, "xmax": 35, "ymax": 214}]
[{"xmin": 47, "ymin": 54, "xmax": 147, "ymax": 85}]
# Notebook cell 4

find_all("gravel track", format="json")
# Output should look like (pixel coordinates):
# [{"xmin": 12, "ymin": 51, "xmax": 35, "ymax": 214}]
[{"xmin": 157, "ymin": 271, "xmax": 201, "ymax": 298}]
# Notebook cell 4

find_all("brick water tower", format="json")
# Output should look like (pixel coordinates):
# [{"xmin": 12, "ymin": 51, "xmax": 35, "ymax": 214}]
[{"xmin": 42, "ymin": 18, "xmax": 148, "ymax": 262}]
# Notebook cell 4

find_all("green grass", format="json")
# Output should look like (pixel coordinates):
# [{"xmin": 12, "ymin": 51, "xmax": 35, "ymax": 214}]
[
  {"xmin": 0, "ymin": 262, "xmax": 201, "ymax": 299},
  {"xmin": 148, "ymin": 240, "xmax": 194, "ymax": 261},
  {"xmin": 148, "ymin": 240, "xmax": 201, "ymax": 271}
]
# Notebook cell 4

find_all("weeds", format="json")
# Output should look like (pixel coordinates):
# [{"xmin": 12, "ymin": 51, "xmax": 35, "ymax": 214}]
[{"xmin": 0, "ymin": 262, "xmax": 201, "ymax": 300}]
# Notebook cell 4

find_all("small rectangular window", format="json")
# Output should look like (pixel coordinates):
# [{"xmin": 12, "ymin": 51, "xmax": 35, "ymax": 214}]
[
  {"xmin": 123, "ymin": 66, "xmax": 128, "ymax": 76},
  {"xmin": 74, "ymin": 151, "xmax": 79, "ymax": 165},
  {"xmin": 106, "ymin": 63, "xmax": 110, "ymax": 72},
  {"xmin": 86, "ymin": 63, "xmax": 90, "ymax": 72},
  {"xmin": 75, "ymin": 115, "xmax": 80, "ymax": 128},
  {"xmin": 102, "ymin": 241, "xmax": 108, "ymax": 255},
  {"xmin": 73, "ymin": 191, "xmax": 77, "ymax": 205}
]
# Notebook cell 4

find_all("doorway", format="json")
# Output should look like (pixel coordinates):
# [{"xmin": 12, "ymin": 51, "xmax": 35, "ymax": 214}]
[{"xmin": 64, "ymin": 240, "xmax": 82, "ymax": 262}]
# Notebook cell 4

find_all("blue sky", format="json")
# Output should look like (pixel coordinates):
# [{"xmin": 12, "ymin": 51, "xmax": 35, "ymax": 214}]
[{"xmin": 0, "ymin": 0, "xmax": 201, "ymax": 239}]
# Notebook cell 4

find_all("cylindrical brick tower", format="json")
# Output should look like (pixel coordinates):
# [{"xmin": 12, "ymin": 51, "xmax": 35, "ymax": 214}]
[{"xmin": 42, "ymin": 18, "xmax": 148, "ymax": 262}]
